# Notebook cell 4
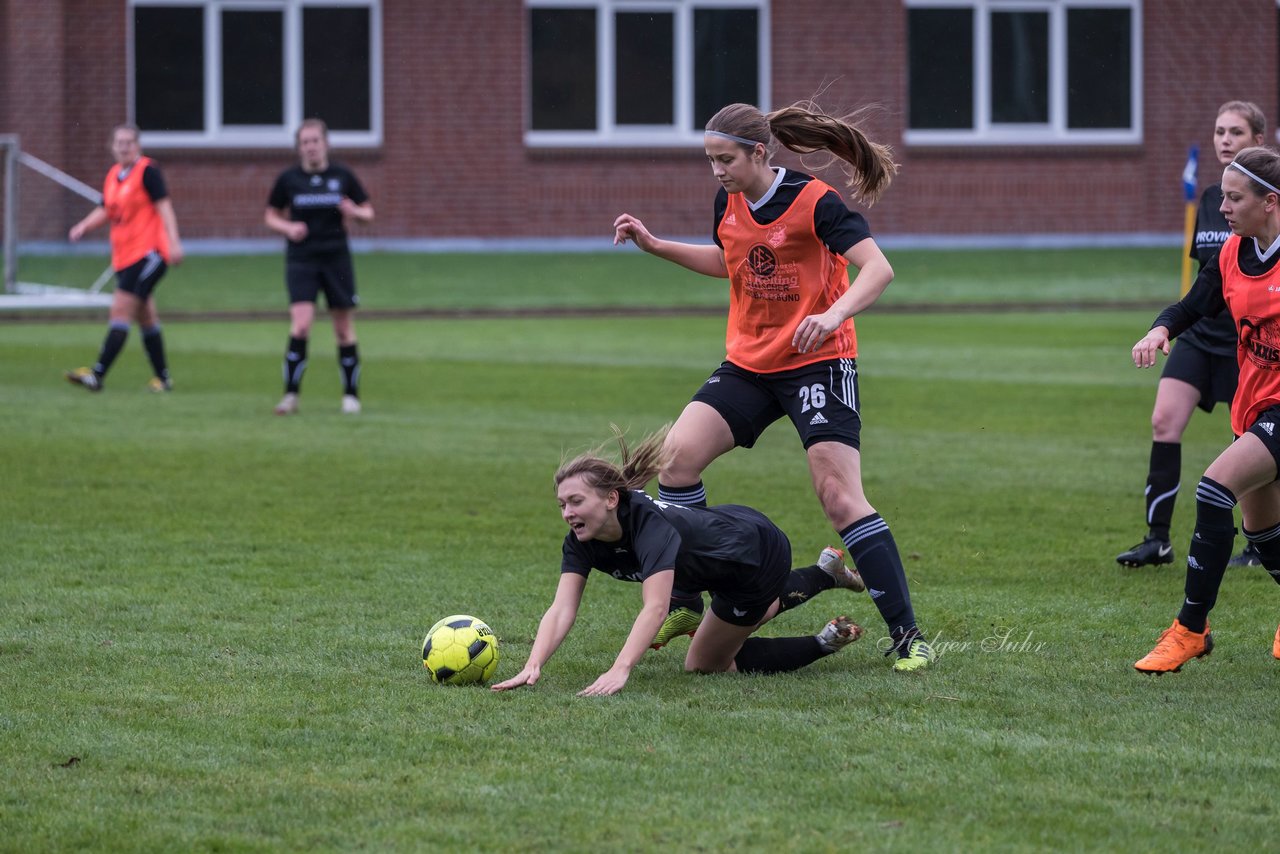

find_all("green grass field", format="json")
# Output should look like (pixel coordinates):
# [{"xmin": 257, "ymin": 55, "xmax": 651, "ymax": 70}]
[{"xmin": 3, "ymin": 251, "xmax": 1277, "ymax": 851}]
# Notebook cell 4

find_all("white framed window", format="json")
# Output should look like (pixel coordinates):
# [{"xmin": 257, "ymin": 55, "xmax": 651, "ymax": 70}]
[
  {"xmin": 525, "ymin": 0, "xmax": 770, "ymax": 148},
  {"xmin": 128, "ymin": 0, "xmax": 382, "ymax": 149},
  {"xmin": 905, "ymin": 0, "xmax": 1141, "ymax": 146}
]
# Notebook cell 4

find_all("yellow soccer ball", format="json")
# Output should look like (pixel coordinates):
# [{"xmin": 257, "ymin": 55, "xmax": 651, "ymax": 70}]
[{"xmin": 422, "ymin": 615, "xmax": 499, "ymax": 685}]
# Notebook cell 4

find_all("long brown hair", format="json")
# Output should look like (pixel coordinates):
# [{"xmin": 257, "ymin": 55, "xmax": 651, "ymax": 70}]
[
  {"xmin": 706, "ymin": 101, "xmax": 898, "ymax": 206},
  {"xmin": 554, "ymin": 424, "xmax": 671, "ymax": 496}
]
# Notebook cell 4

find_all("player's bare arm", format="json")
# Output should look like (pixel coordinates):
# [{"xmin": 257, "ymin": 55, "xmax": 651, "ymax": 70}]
[
  {"xmin": 613, "ymin": 213, "xmax": 728, "ymax": 278},
  {"xmin": 793, "ymin": 238, "xmax": 893, "ymax": 353},
  {"xmin": 577, "ymin": 569, "xmax": 672, "ymax": 697},
  {"xmin": 264, "ymin": 206, "xmax": 308, "ymax": 242},
  {"xmin": 339, "ymin": 197, "xmax": 374, "ymax": 225},
  {"xmin": 69, "ymin": 206, "xmax": 109, "ymax": 242},
  {"xmin": 491, "ymin": 573, "xmax": 586, "ymax": 691},
  {"xmin": 155, "ymin": 198, "xmax": 184, "ymax": 265}
]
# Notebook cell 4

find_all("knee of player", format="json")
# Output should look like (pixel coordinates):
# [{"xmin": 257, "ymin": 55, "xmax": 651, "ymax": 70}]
[
  {"xmin": 1149, "ymin": 410, "xmax": 1185, "ymax": 441},
  {"xmin": 813, "ymin": 480, "xmax": 867, "ymax": 524}
]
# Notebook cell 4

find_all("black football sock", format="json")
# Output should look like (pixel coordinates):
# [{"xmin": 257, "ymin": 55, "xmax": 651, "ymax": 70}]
[
  {"xmin": 1243, "ymin": 522, "xmax": 1280, "ymax": 586},
  {"xmin": 668, "ymin": 590, "xmax": 704, "ymax": 615},
  {"xmin": 284, "ymin": 336, "xmax": 308, "ymax": 393},
  {"xmin": 93, "ymin": 322, "xmax": 129, "ymax": 380},
  {"xmin": 733, "ymin": 636, "xmax": 826, "ymax": 674},
  {"xmin": 776, "ymin": 566, "xmax": 835, "ymax": 613},
  {"xmin": 654, "ymin": 483, "xmax": 707, "ymax": 612},
  {"xmin": 338, "ymin": 343, "xmax": 360, "ymax": 396},
  {"xmin": 141, "ymin": 325, "xmax": 169, "ymax": 381},
  {"xmin": 1145, "ymin": 441, "xmax": 1181, "ymax": 541},
  {"xmin": 841, "ymin": 513, "xmax": 917, "ymax": 640},
  {"xmin": 1176, "ymin": 476, "xmax": 1237, "ymax": 633},
  {"xmin": 657, "ymin": 481, "xmax": 707, "ymax": 507}
]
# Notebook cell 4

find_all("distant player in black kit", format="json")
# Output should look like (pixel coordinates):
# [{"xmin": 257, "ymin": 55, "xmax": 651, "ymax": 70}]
[
  {"xmin": 1117, "ymin": 101, "xmax": 1267, "ymax": 568},
  {"xmin": 492, "ymin": 426, "xmax": 868, "ymax": 697},
  {"xmin": 265, "ymin": 118, "xmax": 374, "ymax": 415}
]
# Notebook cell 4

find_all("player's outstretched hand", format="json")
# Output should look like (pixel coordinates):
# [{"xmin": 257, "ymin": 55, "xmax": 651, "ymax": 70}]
[
  {"xmin": 1132, "ymin": 327, "xmax": 1171, "ymax": 368},
  {"xmin": 491, "ymin": 665, "xmax": 541, "ymax": 692},
  {"xmin": 613, "ymin": 213, "xmax": 656, "ymax": 253},
  {"xmin": 577, "ymin": 666, "xmax": 629, "ymax": 697}
]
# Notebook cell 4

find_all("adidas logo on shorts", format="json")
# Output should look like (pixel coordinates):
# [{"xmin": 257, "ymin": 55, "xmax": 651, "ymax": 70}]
[
  {"xmin": 809, "ymin": 411, "xmax": 828, "ymax": 426},
  {"xmin": 1261, "ymin": 422, "xmax": 1275, "ymax": 436}
]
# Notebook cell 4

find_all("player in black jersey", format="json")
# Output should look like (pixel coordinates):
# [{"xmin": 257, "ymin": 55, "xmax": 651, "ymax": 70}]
[
  {"xmin": 491, "ymin": 426, "xmax": 869, "ymax": 696},
  {"xmin": 1117, "ymin": 102, "xmax": 1267, "ymax": 569},
  {"xmin": 265, "ymin": 119, "xmax": 373, "ymax": 416}
]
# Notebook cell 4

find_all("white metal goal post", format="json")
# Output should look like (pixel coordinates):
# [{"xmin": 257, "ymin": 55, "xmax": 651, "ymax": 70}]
[{"xmin": 1, "ymin": 134, "xmax": 113, "ymax": 309}]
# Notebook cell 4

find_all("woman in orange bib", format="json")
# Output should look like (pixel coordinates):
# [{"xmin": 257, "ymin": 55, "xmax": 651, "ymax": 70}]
[
  {"xmin": 613, "ymin": 102, "xmax": 934, "ymax": 671},
  {"xmin": 1131, "ymin": 146, "xmax": 1280, "ymax": 673},
  {"xmin": 65, "ymin": 123, "xmax": 183, "ymax": 393}
]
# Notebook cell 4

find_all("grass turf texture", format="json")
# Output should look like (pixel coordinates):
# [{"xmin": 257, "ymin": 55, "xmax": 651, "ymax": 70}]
[{"xmin": 2, "ymin": 253, "xmax": 1277, "ymax": 850}]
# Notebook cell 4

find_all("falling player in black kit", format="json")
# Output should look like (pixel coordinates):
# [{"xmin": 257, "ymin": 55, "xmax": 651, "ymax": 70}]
[
  {"xmin": 1117, "ymin": 101, "xmax": 1267, "ymax": 568},
  {"xmin": 265, "ymin": 118, "xmax": 374, "ymax": 416},
  {"xmin": 491, "ymin": 426, "xmax": 869, "ymax": 697}
]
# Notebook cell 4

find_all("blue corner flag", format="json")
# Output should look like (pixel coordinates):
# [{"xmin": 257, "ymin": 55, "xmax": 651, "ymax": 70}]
[
  {"xmin": 1180, "ymin": 145, "xmax": 1199, "ymax": 295},
  {"xmin": 1182, "ymin": 145, "xmax": 1198, "ymax": 203}
]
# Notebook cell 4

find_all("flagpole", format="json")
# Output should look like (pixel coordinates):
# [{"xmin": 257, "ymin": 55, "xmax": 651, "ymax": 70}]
[{"xmin": 1180, "ymin": 145, "xmax": 1198, "ymax": 296}]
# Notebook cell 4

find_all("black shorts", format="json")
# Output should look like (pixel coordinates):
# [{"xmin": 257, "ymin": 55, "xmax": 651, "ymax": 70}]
[
  {"xmin": 705, "ymin": 506, "xmax": 792, "ymax": 627},
  {"xmin": 1162, "ymin": 340, "xmax": 1238, "ymax": 413},
  {"xmin": 1245, "ymin": 405, "xmax": 1280, "ymax": 474},
  {"xmin": 115, "ymin": 252, "xmax": 167, "ymax": 300},
  {"xmin": 691, "ymin": 358, "xmax": 862, "ymax": 450},
  {"xmin": 286, "ymin": 254, "xmax": 359, "ymax": 309}
]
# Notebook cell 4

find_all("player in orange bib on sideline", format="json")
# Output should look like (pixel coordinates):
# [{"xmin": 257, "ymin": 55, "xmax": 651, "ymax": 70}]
[
  {"xmin": 1131, "ymin": 145, "xmax": 1280, "ymax": 673},
  {"xmin": 65, "ymin": 123, "xmax": 184, "ymax": 393},
  {"xmin": 613, "ymin": 101, "xmax": 935, "ymax": 672}
]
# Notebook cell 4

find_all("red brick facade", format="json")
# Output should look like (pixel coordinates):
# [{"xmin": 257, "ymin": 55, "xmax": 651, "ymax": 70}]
[{"xmin": 2, "ymin": 0, "xmax": 1276, "ymax": 243}]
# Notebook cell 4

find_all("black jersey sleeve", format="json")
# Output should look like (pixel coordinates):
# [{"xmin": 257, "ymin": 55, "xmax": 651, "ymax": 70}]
[
  {"xmin": 1191, "ymin": 185, "xmax": 1229, "ymax": 268},
  {"xmin": 711, "ymin": 187, "xmax": 729, "ymax": 249},
  {"xmin": 813, "ymin": 190, "xmax": 872, "ymax": 256},
  {"xmin": 141, "ymin": 163, "xmax": 169, "ymax": 203},
  {"xmin": 627, "ymin": 496, "xmax": 681, "ymax": 579},
  {"xmin": 1153, "ymin": 252, "xmax": 1227, "ymax": 339},
  {"xmin": 560, "ymin": 535, "xmax": 593, "ymax": 577},
  {"xmin": 338, "ymin": 164, "xmax": 369, "ymax": 205},
  {"xmin": 267, "ymin": 170, "xmax": 291, "ymax": 210}
]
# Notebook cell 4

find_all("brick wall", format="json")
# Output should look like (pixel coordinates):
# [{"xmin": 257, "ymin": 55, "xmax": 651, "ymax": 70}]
[{"xmin": 2, "ymin": 0, "xmax": 1275, "ymax": 243}]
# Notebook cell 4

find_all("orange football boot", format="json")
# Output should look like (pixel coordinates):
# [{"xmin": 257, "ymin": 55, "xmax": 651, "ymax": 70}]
[
  {"xmin": 1273, "ymin": 624, "xmax": 1279, "ymax": 660},
  {"xmin": 1134, "ymin": 619, "xmax": 1213, "ymax": 674}
]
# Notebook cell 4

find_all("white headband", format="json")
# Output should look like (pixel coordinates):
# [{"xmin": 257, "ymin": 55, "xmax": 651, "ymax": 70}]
[
  {"xmin": 1228, "ymin": 160, "xmax": 1280, "ymax": 195},
  {"xmin": 705, "ymin": 129, "xmax": 766, "ymax": 147}
]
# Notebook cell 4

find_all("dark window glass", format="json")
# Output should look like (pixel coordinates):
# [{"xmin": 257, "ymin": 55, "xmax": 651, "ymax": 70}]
[
  {"xmin": 615, "ymin": 12, "xmax": 673, "ymax": 125},
  {"xmin": 222, "ymin": 10, "xmax": 283, "ymax": 125},
  {"xmin": 134, "ymin": 6, "xmax": 204, "ymax": 131},
  {"xmin": 907, "ymin": 8, "xmax": 973, "ymax": 129},
  {"xmin": 303, "ymin": 7, "xmax": 371, "ymax": 131},
  {"xmin": 530, "ymin": 8, "xmax": 597, "ymax": 130},
  {"xmin": 1066, "ymin": 8, "xmax": 1131, "ymax": 129},
  {"xmin": 991, "ymin": 10, "xmax": 1049, "ymax": 124},
  {"xmin": 693, "ymin": 9, "xmax": 757, "ymax": 130}
]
